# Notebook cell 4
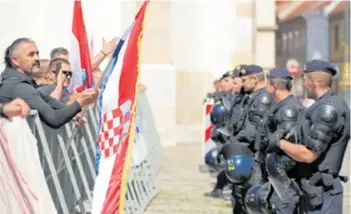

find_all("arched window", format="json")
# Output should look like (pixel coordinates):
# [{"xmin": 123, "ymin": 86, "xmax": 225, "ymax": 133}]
[
  {"xmin": 294, "ymin": 30, "xmax": 300, "ymax": 49},
  {"xmin": 288, "ymin": 32, "xmax": 293, "ymax": 53}
]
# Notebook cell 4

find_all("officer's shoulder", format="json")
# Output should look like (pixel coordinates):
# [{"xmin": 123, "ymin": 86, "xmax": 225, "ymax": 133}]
[
  {"xmin": 281, "ymin": 105, "xmax": 299, "ymax": 117},
  {"xmin": 258, "ymin": 92, "xmax": 272, "ymax": 104},
  {"xmin": 320, "ymin": 95, "xmax": 349, "ymax": 114},
  {"xmin": 313, "ymin": 101, "xmax": 340, "ymax": 124}
]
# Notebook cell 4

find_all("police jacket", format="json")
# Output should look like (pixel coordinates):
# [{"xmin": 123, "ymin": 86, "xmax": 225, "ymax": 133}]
[
  {"xmin": 230, "ymin": 93, "xmax": 249, "ymax": 136},
  {"xmin": 233, "ymin": 88, "xmax": 275, "ymax": 150},
  {"xmin": 297, "ymin": 90, "xmax": 350, "ymax": 177},
  {"xmin": 264, "ymin": 95, "xmax": 304, "ymax": 178},
  {"xmin": 265, "ymin": 95, "xmax": 304, "ymax": 144},
  {"xmin": 0, "ymin": 67, "xmax": 82, "ymax": 128}
]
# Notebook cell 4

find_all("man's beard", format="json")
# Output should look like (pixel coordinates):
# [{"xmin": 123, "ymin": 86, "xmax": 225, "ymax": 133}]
[{"xmin": 27, "ymin": 61, "xmax": 41, "ymax": 78}]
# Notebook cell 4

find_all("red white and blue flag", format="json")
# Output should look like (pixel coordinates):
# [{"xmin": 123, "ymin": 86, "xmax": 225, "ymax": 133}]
[
  {"xmin": 92, "ymin": 1, "xmax": 150, "ymax": 213},
  {"xmin": 69, "ymin": 0, "xmax": 94, "ymax": 93}
]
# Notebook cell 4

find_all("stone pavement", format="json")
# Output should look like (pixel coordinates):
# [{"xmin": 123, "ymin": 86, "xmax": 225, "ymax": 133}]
[
  {"xmin": 145, "ymin": 142, "xmax": 351, "ymax": 214},
  {"xmin": 145, "ymin": 143, "xmax": 231, "ymax": 214}
]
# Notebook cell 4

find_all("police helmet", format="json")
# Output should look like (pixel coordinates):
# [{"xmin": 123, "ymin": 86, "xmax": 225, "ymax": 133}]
[
  {"xmin": 222, "ymin": 143, "xmax": 255, "ymax": 184},
  {"xmin": 245, "ymin": 183, "xmax": 271, "ymax": 214},
  {"xmin": 210, "ymin": 101, "xmax": 230, "ymax": 127},
  {"xmin": 210, "ymin": 128, "xmax": 219, "ymax": 143},
  {"xmin": 204, "ymin": 148, "xmax": 220, "ymax": 171}
]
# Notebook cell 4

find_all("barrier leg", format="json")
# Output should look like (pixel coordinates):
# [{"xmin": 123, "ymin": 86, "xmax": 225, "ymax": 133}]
[
  {"xmin": 64, "ymin": 125, "xmax": 92, "ymax": 201},
  {"xmin": 35, "ymin": 117, "xmax": 70, "ymax": 214},
  {"xmin": 57, "ymin": 136, "xmax": 86, "ymax": 213}
]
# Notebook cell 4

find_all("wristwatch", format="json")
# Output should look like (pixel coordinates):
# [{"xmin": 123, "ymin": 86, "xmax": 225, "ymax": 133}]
[{"xmin": 0, "ymin": 104, "xmax": 8, "ymax": 119}]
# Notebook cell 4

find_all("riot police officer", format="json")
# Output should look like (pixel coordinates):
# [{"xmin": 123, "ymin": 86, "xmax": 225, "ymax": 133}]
[
  {"xmin": 232, "ymin": 64, "xmax": 274, "ymax": 149},
  {"xmin": 205, "ymin": 68, "xmax": 245, "ymax": 199},
  {"xmin": 220, "ymin": 65, "xmax": 275, "ymax": 213},
  {"xmin": 267, "ymin": 60, "xmax": 350, "ymax": 213},
  {"xmin": 245, "ymin": 68, "xmax": 304, "ymax": 214},
  {"xmin": 204, "ymin": 99, "xmax": 231, "ymax": 198},
  {"xmin": 205, "ymin": 70, "xmax": 237, "ymax": 103}
]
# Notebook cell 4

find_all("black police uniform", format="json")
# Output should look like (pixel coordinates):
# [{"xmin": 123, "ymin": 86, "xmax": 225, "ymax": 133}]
[
  {"xmin": 294, "ymin": 60, "xmax": 350, "ymax": 214},
  {"xmin": 205, "ymin": 69, "xmax": 243, "ymax": 199},
  {"xmin": 222, "ymin": 65, "xmax": 275, "ymax": 213},
  {"xmin": 0, "ymin": 67, "xmax": 82, "ymax": 128},
  {"xmin": 228, "ymin": 65, "xmax": 250, "ymax": 136},
  {"xmin": 264, "ymin": 68, "xmax": 305, "ymax": 214},
  {"xmin": 233, "ymin": 65, "xmax": 274, "ymax": 151}
]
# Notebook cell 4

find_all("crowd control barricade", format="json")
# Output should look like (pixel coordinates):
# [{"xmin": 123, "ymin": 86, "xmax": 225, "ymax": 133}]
[
  {"xmin": 202, "ymin": 99, "xmax": 215, "ymax": 163},
  {"xmin": 0, "ymin": 90, "xmax": 162, "ymax": 214},
  {"xmin": 123, "ymin": 91, "xmax": 163, "ymax": 214}
]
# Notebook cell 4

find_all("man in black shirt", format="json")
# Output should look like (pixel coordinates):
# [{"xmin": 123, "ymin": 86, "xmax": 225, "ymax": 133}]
[{"xmin": 0, "ymin": 38, "xmax": 98, "ymax": 128}]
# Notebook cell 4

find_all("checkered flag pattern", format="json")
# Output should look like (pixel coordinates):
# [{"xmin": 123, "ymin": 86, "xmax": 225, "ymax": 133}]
[{"xmin": 98, "ymin": 108, "xmax": 123, "ymax": 158}]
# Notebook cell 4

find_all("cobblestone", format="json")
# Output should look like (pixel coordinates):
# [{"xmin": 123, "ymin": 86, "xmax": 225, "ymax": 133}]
[{"xmin": 145, "ymin": 143, "xmax": 231, "ymax": 214}]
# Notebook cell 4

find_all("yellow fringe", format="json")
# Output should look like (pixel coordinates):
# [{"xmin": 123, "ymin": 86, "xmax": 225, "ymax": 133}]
[{"xmin": 119, "ymin": 1, "xmax": 150, "ymax": 213}]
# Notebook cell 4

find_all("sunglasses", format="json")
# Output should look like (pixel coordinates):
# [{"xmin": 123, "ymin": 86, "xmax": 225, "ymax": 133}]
[{"xmin": 62, "ymin": 70, "xmax": 72, "ymax": 77}]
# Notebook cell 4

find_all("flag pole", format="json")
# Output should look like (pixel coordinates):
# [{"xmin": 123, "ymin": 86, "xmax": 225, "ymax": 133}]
[
  {"xmin": 67, "ymin": 21, "xmax": 135, "ymax": 144},
  {"xmin": 65, "ymin": 54, "xmax": 116, "ymax": 146}
]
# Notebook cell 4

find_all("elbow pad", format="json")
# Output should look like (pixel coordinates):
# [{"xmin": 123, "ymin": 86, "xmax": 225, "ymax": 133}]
[{"xmin": 303, "ymin": 104, "xmax": 339, "ymax": 155}]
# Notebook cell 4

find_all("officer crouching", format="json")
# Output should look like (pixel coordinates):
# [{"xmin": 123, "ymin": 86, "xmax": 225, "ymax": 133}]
[{"xmin": 267, "ymin": 60, "xmax": 350, "ymax": 213}]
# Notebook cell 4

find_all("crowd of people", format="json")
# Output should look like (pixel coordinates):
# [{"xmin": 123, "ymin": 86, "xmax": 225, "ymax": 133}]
[
  {"xmin": 0, "ymin": 37, "xmax": 147, "ymax": 129},
  {"xmin": 203, "ymin": 61, "xmax": 350, "ymax": 214}
]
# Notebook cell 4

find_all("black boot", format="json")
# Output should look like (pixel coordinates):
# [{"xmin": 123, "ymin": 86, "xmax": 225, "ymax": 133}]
[{"xmin": 204, "ymin": 188, "xmax": 224, "ymax": 198}]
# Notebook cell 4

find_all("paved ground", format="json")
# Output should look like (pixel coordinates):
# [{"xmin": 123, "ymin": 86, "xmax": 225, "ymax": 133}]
[
  {"xmin": 145, "ymin": 142, "xmax": 351, "ymax": 214},
  {"xmin": 145, "ymin": 143, "xmax": 231, "ymax": 214}
]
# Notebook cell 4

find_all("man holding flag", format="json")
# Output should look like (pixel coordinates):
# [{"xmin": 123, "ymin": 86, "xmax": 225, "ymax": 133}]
[{"xmin": 92, "ymin": 1, "xmax": 150, "ymax": 213}]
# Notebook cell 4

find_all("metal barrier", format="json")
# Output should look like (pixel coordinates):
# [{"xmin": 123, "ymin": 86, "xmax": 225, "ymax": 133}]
[
  {"xmin": 19, "ymin": 91, "xmax": 162, "ymax": 214},
  {"xmin": 202, "ymin": 100, "xmax": 215, "ymax": 161}
]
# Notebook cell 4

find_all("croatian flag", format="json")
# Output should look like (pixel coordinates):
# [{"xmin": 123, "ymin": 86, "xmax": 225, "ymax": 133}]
[
  {"xmin": 69, "ymin": 0, "xmax": 93, "ymax": 93},
  {"xmin": 92, "ymin": 1, "xmax": 150, "ymax": 213}
]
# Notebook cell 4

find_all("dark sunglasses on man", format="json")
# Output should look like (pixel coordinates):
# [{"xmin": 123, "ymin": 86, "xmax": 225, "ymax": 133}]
[
  {"xmin": 61, "ymin": 70, "xmax": 73, "ymax": 77},
  {"xmin": 53, "ymin": 70, "xmax": 72, "ymax": 78}
]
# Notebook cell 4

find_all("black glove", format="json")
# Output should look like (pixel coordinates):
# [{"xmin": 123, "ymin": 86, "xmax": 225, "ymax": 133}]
[
  {"xmin": 216, "ymin": 144, "xmax": 225, "ymax": 163},
  {"xmin": 266, "ymin": 129, "xmax": 287, "ymax": 152}
]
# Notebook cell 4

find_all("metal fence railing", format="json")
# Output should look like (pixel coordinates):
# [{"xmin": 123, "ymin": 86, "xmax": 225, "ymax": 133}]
[{"xmin": 1, "ymin": 91, "xmax": 162, "ymax": 214}]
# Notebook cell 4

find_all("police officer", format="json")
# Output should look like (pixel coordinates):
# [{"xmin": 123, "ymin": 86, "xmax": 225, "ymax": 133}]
[
  {"xmin": 204, "ymin": 99, "xmax": 231, "ymax": 198},
  {"xmin": 230, "ymin": 65, "xmax": 250, "ymax": 136},
  {"xmin": 205, "ymin": 71, "xmax": 234, "ymax": 103},
  {"xmin": 220, "ymin": 64, "xmax": 275, "ymax": 213},
  {"xmin": 232, "ymin": 64, "xmax": 274, "ymax": 149},
  {"xmin": 0, "ymin": 38, "xmax": 98, "ymax": 128},
  {"xmin": 265, "ymin": 68, "xmax": 304, "ymax": 214},
  {"xmin": 204, "ymin": 66, "xmax": 247, "ymax": 199},
  {"xmin": 267, "ymin": 60, "xmax": 350, "ymax": 213},
  {"xmin": 245, "ymin": 68, "xmax": 304, "ymax": 214}
]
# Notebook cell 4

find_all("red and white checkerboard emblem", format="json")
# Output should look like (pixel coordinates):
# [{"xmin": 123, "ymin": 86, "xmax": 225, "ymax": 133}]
[{"xmin": 98, "ymin": 107, "xmax": 124, "ymax": 158}]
